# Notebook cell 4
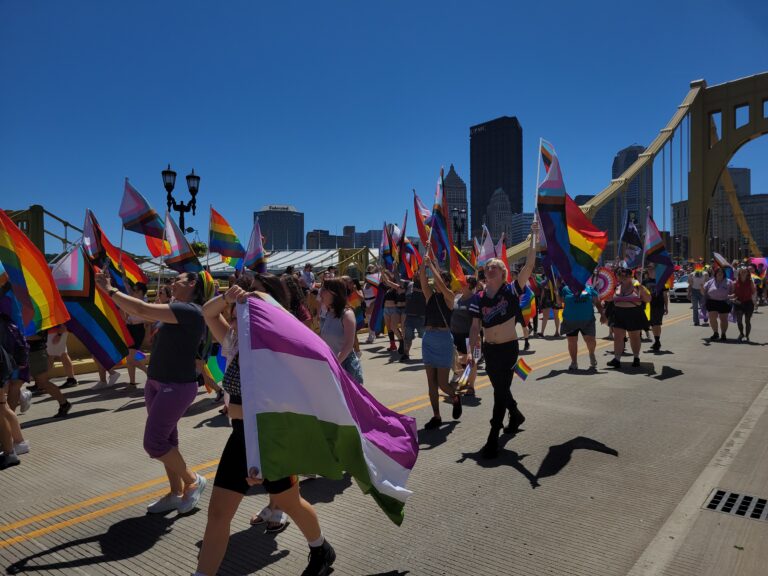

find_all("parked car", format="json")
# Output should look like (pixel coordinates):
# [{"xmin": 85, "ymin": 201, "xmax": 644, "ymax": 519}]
[{"xmin": 671, "ymin": 275, "xmax": 690, "ymax": 302}]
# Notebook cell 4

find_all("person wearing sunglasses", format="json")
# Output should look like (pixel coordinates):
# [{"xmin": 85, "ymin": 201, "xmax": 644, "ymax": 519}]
[{"xmin": 606, "ymin": 265, "xmax": 650, "ymax": 369}]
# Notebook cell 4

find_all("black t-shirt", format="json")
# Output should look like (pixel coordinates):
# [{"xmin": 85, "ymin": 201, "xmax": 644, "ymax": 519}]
[
  {"xmin": 642, "ymin": 278, "xmax": 666, "ymax": 307},
  {"xmin": 148, "ymin": 302, "xmax": 205, "ymax": 383},
  {"xmin": 469, "ymin": 281, "xmax": 523, "ymax": 328},
  {"xmin": 404, "ymin": 283, "xmax": 426, "ymax": 317}
]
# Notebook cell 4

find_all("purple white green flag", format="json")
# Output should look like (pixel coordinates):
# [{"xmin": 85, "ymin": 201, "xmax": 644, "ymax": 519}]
[{"xmin": 237, "ymin": 296, "xmax": 419, "ymax": 525}]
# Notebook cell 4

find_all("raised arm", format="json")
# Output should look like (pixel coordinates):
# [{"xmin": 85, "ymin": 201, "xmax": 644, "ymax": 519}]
[
  {"xmin": 203, "ymin": 285, "xmax": 244, "ymax": 344},
  {"xmin": 419, "ymin": 258, "xmax": 434, "ymax": 301},
  {"xmin": 426, "ymin": 256, "xmax": 455, "ymax": 309},
  {"xmin": 517, "ymin": 221, "xmax": 539, "ymax": 289},
  {"xmin": 96, "ymin": 271, "xmax": 179, "ymax": 324}
]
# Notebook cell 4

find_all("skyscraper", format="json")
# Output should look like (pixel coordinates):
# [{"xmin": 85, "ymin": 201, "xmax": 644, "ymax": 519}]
[
  {"xmin": 469, "ymin": 116, "xmax": 523, "ymax": 240},
  {"xmin": 442, "ymin": 164, "xmax": 468, "ymax": 248},
  {"xmin": 486, "ymin": 188, "xmax": 513, "ymax": 243},
  {"xmin": 255, "ymin": 205, "xmax": 304, "ymax": 250}
]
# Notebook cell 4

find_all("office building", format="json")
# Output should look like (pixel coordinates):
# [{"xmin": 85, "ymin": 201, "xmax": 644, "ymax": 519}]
[
  {"xmin": 469, "ymin": 116, "xmax": 523, "ymax": 240},
  {"xmin": 485, "ymin": 188, "xmax": 513, "ymax": 242},
  {"xmin": 509, "ymin": 212, "xmax": 535, "ymax": 245},
  {"xmin": 442, "ymin": 164, "xmax": 468, "ymax": 248},
  {"xmin": 255, "ymin": 205, "xmax": 304, "ymax": 250}
]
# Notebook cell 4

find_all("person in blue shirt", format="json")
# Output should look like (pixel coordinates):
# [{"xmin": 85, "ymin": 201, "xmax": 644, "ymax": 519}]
[{"xmin": 559, "ymin": 283, "xmax": 606, "ymax": 371}]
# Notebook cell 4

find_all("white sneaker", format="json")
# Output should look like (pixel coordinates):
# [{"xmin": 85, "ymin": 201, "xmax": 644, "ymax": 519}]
[
  {"xmin": 14, "ymin": 441, "xmax": 29, "ymax": 455},
  {"xmin": 19, "ymin": 389, "xmax": 32, "ymax": 414},
  {"xmin": 92, "ymin": 381, "xmax": 109, "ymax": 390},
  {"xmin": 107, "ymin": 372, "xmax": 121, "ymax": 387},
  {"xmin": 146, "ymin": 493, "xmax": 182, "ymax": 514},
  {"xmin": 178, "ymin": 474, "xmax": 207, "ymax": 514}
]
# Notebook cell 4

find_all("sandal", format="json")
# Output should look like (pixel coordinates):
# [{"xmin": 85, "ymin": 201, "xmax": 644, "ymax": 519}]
[
  {"xmin": 264, "ymin": 509, "xmax": 290, "ymax": 533},
  {"xmin": 250, "ymin": 506, "xmax": 272, "ymax": 526},
  {"xmin": 463, "ymin": 388, "xmax": 476, "ymax": 397}
]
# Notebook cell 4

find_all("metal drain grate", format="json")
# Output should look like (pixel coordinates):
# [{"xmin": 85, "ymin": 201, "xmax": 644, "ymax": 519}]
[{"xmin": 704, "ymin": 489, "xmax": 768, "ymax": 521}]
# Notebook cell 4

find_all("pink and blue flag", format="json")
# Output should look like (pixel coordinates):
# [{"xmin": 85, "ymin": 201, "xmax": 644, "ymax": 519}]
[
  {"xmin": 643, "ymin": 212, "xmax": 674, "ymax": 293},
  {"xmin": 164, "ymin": 213, "xmax": 203, "ymax": 273},
  {"xmin": 237, "ymin": 296, "xmax": 419, "ymax": 525},
  {"xmin": 244, "ymin": 218, "xmax": 268, "ymax": 273}
]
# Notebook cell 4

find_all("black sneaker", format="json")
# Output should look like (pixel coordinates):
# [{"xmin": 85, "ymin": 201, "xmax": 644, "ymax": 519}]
[
  {"xmin": 504, "ymin": 406, "xmax": 526, "ymax": 433},
  {"xmin": 711, "ymin": 332, "xmax": 719, "ymax": 341},
  {"xmin": 651, "ymin": 341, "xmax": 661, "ymax": 351},
  {"xmin": 398, "ymin": 354, "xmax": 410, "ymax": 363},
  {"xmin": 60, "ymin": 377, "xmax": 78, "ymax": 389},
  {"xmin": 524, "ymin": 339, "xmax": 530, "ymax": 351},
  {"xmin": 424, "ymin": 416, "xmax": 442, "ymax": 430},
  {"xmin": 0, "ymin": 452, "xmax": 21, "ymax": 470},
  {"xmin": 632, "ymin": 357, "xmax": 640, "ymax": 367},
  {"xmin": 607, "ymin": 358, "xmax": 621, "ymax": 369},
  {"xmin": 54, "ymin": 401, "xmax": 72, "ymax": 418},
  {"xmin": 301, "ymin": 541, "xmax": 336, "ymax": 576},
  {"xmin": 480, "ymin": 440, "xmax": 498, "ymax": 459},
  {"xmin": 397, "ymin": 341, "xmax": 404, "ymax": 355},
  {"xmin": 451, "ymin": 394, "xmax": 462, "ymax": 419},
  {"xmin": 720, "ymin": 333, "xmax": 727, "ymax": 342}
]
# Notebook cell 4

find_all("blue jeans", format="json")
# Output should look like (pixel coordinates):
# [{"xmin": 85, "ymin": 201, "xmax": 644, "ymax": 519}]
[{"xmin": 691, "ymin": 290, "xmax": 702, "ymax": 325}]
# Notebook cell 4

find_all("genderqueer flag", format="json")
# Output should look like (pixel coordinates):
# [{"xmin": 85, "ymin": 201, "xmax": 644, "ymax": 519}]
[{"xmin": 237, "ymin": 296, "xmax": 419, "ymax": 525}]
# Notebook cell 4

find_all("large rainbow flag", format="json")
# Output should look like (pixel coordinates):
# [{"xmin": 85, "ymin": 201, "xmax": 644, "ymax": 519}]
[
  {"xmin": 413, "ymin": 191, "xmax": 432, "ymax": 248},
  {"xmin": 379, "ymin": 223, "xmax": 396, "ymax": 272},
  {"xmin": 643, "ymin": 213, "xmax": 674, "ymax": 294},
  {"xmin": 428, "ymin": 170, "xmax": 466, "ymax": 287},
  {"xmin": 238, "ymin": 296, "xmax": 418, "ymax": 525},
  {"xmin": 536, "ymin": 140, "xmax": 607, "ymax": 293},
  {"xmin": 119, "ymin": 179, "xmax": 169, "ymax": 257},
  {"xmin": 52, "ymin": 245, "xmax": 132, "ymax": 370},
  {"xmin": 0, "ymin": 211, "xmax": 70, "ymax": 336},
  {"xmin": 244, "ymin": 218, "xmax": 268, "ymax": 273},
  {"xmin": 83, "ymin": 210, "xmax": 149, "ymax": 291},
  {"xmin": 209, "ymin": 207, "xmax": 245, "ymax": 259},
  {"xmin": 164, "ymin": 213, "xmax": 203, "ymax": 273}
]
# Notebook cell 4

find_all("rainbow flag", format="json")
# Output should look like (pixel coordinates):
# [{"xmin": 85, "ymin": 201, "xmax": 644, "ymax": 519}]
[
  {"xmin": 244, "ymin": 218, "xmax": 268, "ymax": 273},
  {"xmin": 694, "ymin": 263, "xmax": 704, "ymax": 272},
  {"xmin": 413, "ymin": 191, "xmax": 432, "ymax": 248},
  {"xmin": 643, "ymin": 213, "xmax": 674, "ymax": 294},
  {"xmin": 380, "ymin": 223, "xmax": 396, "ymax": 271},
  {"xmin": 119, "ymin": 179, "xmax": 167, "ymax": 241},
  {"xmin": 428, "ymin": 169, "xmax": 466, "ymax": 287},
  {"xmin": 513, "ymin": 358, "xmax": 532, "ymax": 381},
  {"xmin": 541, "ymin": 140, "xmax": 555, "ymax": 174},
  {"xmin": 520, "ymin": 285, "xmax": 536, "ymax": 323},
  {"xmin": 453, "ymin": 245, "xmax": 475, "ymax": 276},
  {"xmin": 164, "ymin": 212, "xmax": 203, "ymax": 273},
  {"xmin": 52, "ymin": 245, "xmax": 132, "ymax": 370},
  {"xmin": 537, "ymin": 140, "xmax": 606, "ymax": 293},
  {"xmin": 0, "ymin": 211, "xmax": 70, "ymax": 336},
  {"xmin": 400, "ymin": 236, "xmax": 422, "ymax": 279},
  {"xmin": 209, "ymin": 207, "xmax": 245, "ymax": 259},
  {"xmin": 205, "ymin": 346, "xmax": 227, "ymax": 384},
  {"xmin": 83, "ymin": 210, "xmax": 149, "ymax": 291},
  {"xmin": 348, "ymin": 289, "xmax": 365, "ymax": 330}
]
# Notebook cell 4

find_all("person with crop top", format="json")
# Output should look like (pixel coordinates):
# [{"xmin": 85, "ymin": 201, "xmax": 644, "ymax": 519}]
[
  {"xmin": 732, "ymin": 267, "xmax": 756, "ymax": 342},
  {"xmin": 702, "ymin": 267, "xmax": 734, "ymax": 341},
  {"xmin": 419, "ymin": 251, "xmax": 462, "ymax": 430},
  {"xmin": 197, "ymin": 273, "xmax": 335, "ymax": 576},
  {"xmin": 380, "ymin": 271, "xmax": 405, "ymax": 352},
  {"xmin": 469, "ymin": 221, "xmax": 538, "ymax": 459},
  {"xmin": 606, "ymin": 266, "xmax": 650, "ymax": 369}
]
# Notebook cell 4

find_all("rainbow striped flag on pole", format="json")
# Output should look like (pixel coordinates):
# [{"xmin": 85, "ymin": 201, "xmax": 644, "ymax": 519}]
[
  {"xmin": 119, "ymin": 179, "xmax": 169, "ymax": 257},
  {"xmin": 237, "ymin": 296, "xmax": 419, "ymax": 525},
  {"xmin": 244, "ymin": 218, "xmax": 268, "ymax": 273},
  {"xmin": 0, "ymin": 211, "xmax": 70, "ymax": 335},
  {"xmin": 643, "ymin": 213, "xmax": 674, "ymax": 293},
  {"xmin": 209, "ymin": 207, "xmax": 245, "ymax": 259},
  {"xmin": 514, "ymin": 358, "xmax": 532, "ymax": 381},
  {"xmin": 52, "ymin": 245, "xmax": 132, "ymax": 370},
  {"xmin": 164, "ymin": 213, "xmax": 203, "ymax": 273},
  {"xmin": 83, "ymin": 209, "xmax": 149, "ymax": 291}
]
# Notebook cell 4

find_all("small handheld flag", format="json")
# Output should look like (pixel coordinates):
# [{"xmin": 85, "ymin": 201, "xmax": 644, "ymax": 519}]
[{"xmin": 513, "ymin": 358, "xmax": 532, "ymax": 381}]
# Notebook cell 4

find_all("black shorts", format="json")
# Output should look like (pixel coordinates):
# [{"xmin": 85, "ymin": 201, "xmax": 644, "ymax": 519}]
[
  {"xmin": 451, "ymin": 332, "xmax": 469, "ymax": 355},
  {"xmin": 127, "ymin": 323, "xmax": 146, "ymax": 349},
  {"xmin": 649, "ymin": 302, "xmax": 665, "ymax": 327},
  {"xmin": 214, "ymin": 419, "xmax": 298, "ymax": 495},
  {"xmin": 734, "ymin": 301, "xmax": 754, "ymax": 315},
  {"xmin": 705, "ymin": 299, "xmax": 731, "ymax": 314},
  {"xmin": 613, "ymin": 306, "xmax": 649, "ymax": 332}
]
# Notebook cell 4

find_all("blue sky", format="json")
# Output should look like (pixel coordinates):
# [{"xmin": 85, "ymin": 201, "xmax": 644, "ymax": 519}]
[{"xmin": 1, "ymin": 0, "xmax": 767, "ymax": 255}]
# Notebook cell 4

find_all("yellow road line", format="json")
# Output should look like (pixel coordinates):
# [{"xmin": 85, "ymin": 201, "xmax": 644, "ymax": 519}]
[{"xmin": 1, "ymin": 312, "xmax": 690, "ymax": 546}]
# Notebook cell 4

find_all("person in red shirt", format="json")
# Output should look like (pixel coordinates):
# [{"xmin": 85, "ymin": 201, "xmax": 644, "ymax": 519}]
[{"xmin": 732, "ymin": 267, "xmax": 756, "ymax": 342}]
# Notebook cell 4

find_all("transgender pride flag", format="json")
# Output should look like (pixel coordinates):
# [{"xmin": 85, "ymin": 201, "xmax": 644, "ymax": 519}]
[{"xmin": 237, "ymin": 297, "xmax": 419, "ymax": 525}]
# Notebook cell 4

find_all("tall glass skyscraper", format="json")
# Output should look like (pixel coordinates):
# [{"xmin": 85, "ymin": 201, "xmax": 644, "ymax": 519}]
[
  {"xmin": 469, "ymin": 116, "xmax": 523, "ymax": 240},
  {"xmin": 254, "ymin": 205, "xmax": 304, "ymax": 250}
]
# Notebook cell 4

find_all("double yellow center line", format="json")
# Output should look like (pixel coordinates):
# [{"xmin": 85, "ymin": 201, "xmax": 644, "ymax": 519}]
[{"xmin": 0, "ymin": 312, "xmax": 689, "ymax": 548}]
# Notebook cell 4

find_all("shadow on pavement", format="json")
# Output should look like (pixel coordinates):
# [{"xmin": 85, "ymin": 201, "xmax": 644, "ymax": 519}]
[
  {"xmin": 195, "ymin": 526, "xmax": 289, "ymax": 576},
  {"xmin": 645, "ymin": 349, "xmax": 674, "ymax": 355},
  {"xmin": 20, "ymin": 408, "xmax": 110, "ymax": 429},
  {"xmin": 364, "ymin": 571, "xmax": 410, "ymax": 576},
  {"xmin": 298, "ymin": 474, "xmax": 354, "ymax": 504},
  {"xmin": 536, "ymin": 368, "xmax": 596, "ymax": 380},
  {"xmin": 397, "ymin": 365, "xmax": 424, "ymax": 372},
  {"xmin": 651, "ymin": 366, "xmax": 684, "ymax": 381},
  {"xmin": 112, "ymin": 400, "xmax": 147, "ymax": 413},
  {"xmin": 194, "ymin": 411, "xmax": 231, "ymax": 429},
  {"xmin": 183, "ymin": 397, "xmax": 222, "ymax": 418},
  {"xmin": 418, "ymin": 421, "xmax": 458, "ymax": 450},
  {"xmin": 457, "ymin": 446, "xmax": 539, "ymax": 488},
  {"xmin": 6, "ymin": 514, "xmax": 180, "ymax": 574},
  {"xmin": 534, "ymin": 436, "xmax": 618, "ymax": 484}
]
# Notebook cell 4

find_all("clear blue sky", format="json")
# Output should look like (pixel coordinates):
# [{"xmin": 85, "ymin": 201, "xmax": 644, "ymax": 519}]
[{"xmin": 2, "ymin": 0, "xmax": 767, "ymax": 255}]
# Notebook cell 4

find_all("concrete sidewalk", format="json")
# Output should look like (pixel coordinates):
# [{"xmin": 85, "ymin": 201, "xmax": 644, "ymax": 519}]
[{"xmin": 1, "ymin": 302, "xmax": 768, "ymax": 575}]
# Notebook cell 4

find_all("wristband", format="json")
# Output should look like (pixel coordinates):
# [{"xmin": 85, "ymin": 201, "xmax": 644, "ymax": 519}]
[{"xmin": 108, "ymin": 288, "xmax": 119, "ymax": 297}]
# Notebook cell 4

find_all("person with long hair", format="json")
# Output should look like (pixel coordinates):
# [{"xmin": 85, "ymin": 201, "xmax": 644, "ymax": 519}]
[
  {"xmin": 96, "ymin": 270, "xmax": 208, "ymax": 514},
  {"xmin": 419, "ymin": 251, "xmax": 462, "ymax": 430},
  {"xmin": 537, "ymin": 275, "xmax": 561, "ymax": 337},
  {"xmin": 732, "ymin": 267, "xmax": 756, "ymax": 342},
  {"xmin": 450, "ymin": 276, "xmax": 477, "ymax": 395},
  {"xmin": 469, "ymin": 222, "xmax": 537, "ymax": 458},
  {"xmin": 380, "ymin": 271, "xmax": 405, "ymax": 353},
  {"xmin": 320, "ymin": 278, "xmax": 364, "ymax": 384},
  {"xmin": 282, "ymin": 273, "xmax": 313, "ymax": 327},
  {"xmin": 606, "ymin": 266, "xmax": 650, "ymax": 369},
  {"xmin": 702, "ymin": 267, "xmax": 734, "ymax": 341},
  {"xmin": 0, "ymin": 313, "xmax": 30, "ymax": 469},
  {"xmin": 197, "ymin": 273, "xmax": 335, "ymax": 576}
]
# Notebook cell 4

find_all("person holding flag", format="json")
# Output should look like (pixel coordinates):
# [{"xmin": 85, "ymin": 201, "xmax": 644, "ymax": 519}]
[
  {"xmin": 642, "ymin": 264, "xmax": 669, "ymax": 351},
  {"xmin": 468, "ymin": 221, "xmax": 538, "ymax": 459},
  {"xmin": 702, "ymin": 267, "xmax": 734, "ymax": 341}
]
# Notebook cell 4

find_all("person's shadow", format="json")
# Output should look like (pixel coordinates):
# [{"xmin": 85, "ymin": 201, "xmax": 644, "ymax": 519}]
[
  {"xmin": 417, "ymin": 421, "xmax": 458, "ymax": 450},
  {"xmin": 6, "ymin": 514, "xmax": 182, "ymax": 574},
  {"xmin": 534, "ymin": 436, "xmax": 619, "ymax": 483},
  {"xmin": 212, "ymin": 526, "xmax": 289, "ymax": 575},
  {"xmin": 457, "ymin": 441, "xmax": 540, "ymax": 488}
]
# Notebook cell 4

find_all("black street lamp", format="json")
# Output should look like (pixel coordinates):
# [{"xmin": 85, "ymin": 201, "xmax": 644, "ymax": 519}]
[
  {"xmin": 162, "ymin": 164, "xmax": 200, "ymax": 232},
  {"xmin": 451, "ymin": 207, "xmax": 467, "ymax": 250}
]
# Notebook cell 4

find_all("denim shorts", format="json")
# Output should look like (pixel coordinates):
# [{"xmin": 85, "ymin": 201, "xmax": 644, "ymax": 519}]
[
  {"xmin": 404, "ymin": 315, "xmax": 425, "ymax": 341},
  {"xmin": 422, "ymin": 330, "xmax": 454, "ymax": 369},
  {"xmin": 383, "ymin": 307, "xmax": 402, "ymax": 317},
  {"xmin": 341, "ymin": 353, "xmax": 364, "ymax": 385}
]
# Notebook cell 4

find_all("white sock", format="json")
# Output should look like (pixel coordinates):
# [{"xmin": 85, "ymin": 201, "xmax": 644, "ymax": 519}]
[{"xmin": 308, "ymin": 534, "xmax": 325, "ymax": 548}]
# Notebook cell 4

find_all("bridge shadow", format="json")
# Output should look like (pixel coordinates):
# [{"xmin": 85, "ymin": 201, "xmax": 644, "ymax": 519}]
[
  {"xmin": 457, "ymin": 444, "xmax": 539, "ymax": 488},
  {"xmin": 418, "ymin": 421, "xmax": 458, "ymax": 450},
  {"xmin": 534, "ymin": 436, "xmax": 618, "ymax": 484},
  {"xmin": 6, "ymin": 514, "xmax": 181, "ymax": 574},
  {"xmin": 19, "ymin": 408, "xmax": 110, "ymax": 429}
]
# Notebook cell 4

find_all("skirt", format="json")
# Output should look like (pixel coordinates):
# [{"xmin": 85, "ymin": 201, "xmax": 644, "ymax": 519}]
[
  {"xmin": 422, "ymin": 330, "xmax": 454, "ymax": 369},
  {"xmin": 613, "ymin": 306, "xmax": 649, "ymax": 332},
  {"xmin": 705, "ymin": 299, "xmax": 731, "ymax": 314}
]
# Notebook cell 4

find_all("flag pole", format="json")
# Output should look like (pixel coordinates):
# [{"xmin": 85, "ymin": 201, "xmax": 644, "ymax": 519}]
[
  {"xmin": 118, "ymin": 178, "xmax": 129, "ymax": 272},
  {"xmin": 640, "ymin": 206, "xmax": 650, "ymax": 275},
  {"xmin": 157, "ymin": 212, "xmax": 169, "ymax": 295},
  {"xmin": 534, "ymin": 138, "xmax": 542, "ymax": 225},
  {"xmin": 206, "ymin": 204, "xmax": 212, "ymax": 273}
]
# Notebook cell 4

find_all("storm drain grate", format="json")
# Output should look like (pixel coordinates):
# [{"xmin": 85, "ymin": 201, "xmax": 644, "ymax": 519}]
[{"xmin": 704, "ymin": 489, "xmax": 768, "ymax": 521}]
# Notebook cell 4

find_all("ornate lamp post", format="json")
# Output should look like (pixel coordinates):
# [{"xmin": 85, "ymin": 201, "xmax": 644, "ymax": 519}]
[
  {"xmin": 162, "ymin": 164, "xmax": 200, "ymax": 232},
  {"xmin": 451, "ymin": 207, "xmax": 467, "ymax": 250}
]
